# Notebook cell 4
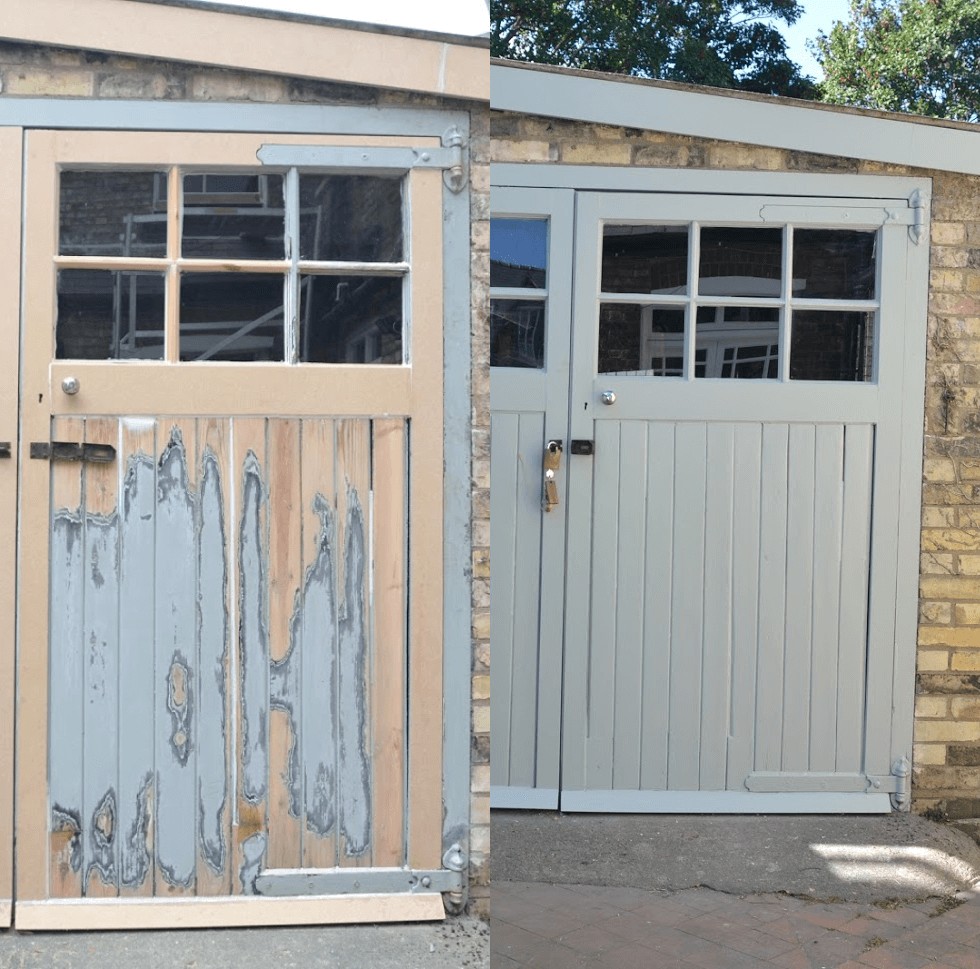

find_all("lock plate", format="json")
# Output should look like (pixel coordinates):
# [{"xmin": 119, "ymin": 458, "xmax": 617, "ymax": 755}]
[{"xmin": 570, "ymin": 440, "xmax": 594, "ymax": 456}]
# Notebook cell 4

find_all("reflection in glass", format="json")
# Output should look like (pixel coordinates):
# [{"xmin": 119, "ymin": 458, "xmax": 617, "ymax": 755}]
[
  {"xmin": 299, "ymin": 175, "xmax": 402, "ymax": 263},
  {"xmin": 490, "ymin": 219, "xmax": 548, "ymax": 289},
  {"xmin": 790, "ymin": 311, "xmax": 874, "ymax": 381},
  {"xmin": 491, "ymin": 298, "xmax": 545, "ymax": 368},
  {"xmin": 699, "ymin": 227, "xmax": 782, "ymax": 297},
  {"xmin": 179, "ymin": 273, "xmax": 285, "ymax": 362},
  {"xmin": 598, "ymin": 305, "xmax": 685, "ymax": 375},
  {"xmin": 60, "ymin": 171, "xmax": 167, "ymax": 258},
  {"xmin": 57, "ymin": 270, "xmax": 166, "ymax": 360},
  {"xmin": 601, "ymin": 225, "xmax": 688, "ymax": 295},
  {"xmin": 793, "ymin": 229, "xmax": 877, "ymax": 300},
  {"xmin": 299, "ymin": 275, "xmax": 402, "ymax": 364},
  {"xmin": 695, "ymin": 306, "xmax": 779, "ymax": 379},
  {"xmin": 181, "ymin": 173, "xmax": 285, "ymax": 259}
]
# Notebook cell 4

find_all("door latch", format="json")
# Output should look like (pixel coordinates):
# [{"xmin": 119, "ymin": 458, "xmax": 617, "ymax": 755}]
[
  {"xmin": 543, "ymin": 439, "xmax": 562, "ymax": 513},
  {"xmin": 30, "ymin": 441, "xmax": 116, "ymax": 463},
  {"xmin": 0, "ymin": 443, "xmax": 10, "ymax": 459}
]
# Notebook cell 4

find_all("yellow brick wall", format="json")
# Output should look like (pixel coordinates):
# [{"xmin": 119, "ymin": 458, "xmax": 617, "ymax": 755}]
[
  {"xmin": 492, "ymin": 108, "xmax": 980, "ymax": 819},
  {"xmin": 0, "ymin": 40, "xmax": 489, "ymax": 913}
]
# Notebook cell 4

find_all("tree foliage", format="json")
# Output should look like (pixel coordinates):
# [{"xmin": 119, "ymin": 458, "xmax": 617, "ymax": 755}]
[
  {"xmin": 491, "ymin": 0, "xmax": 817, "ymax": 98},
  {"xmin": 815, "ymin": 0, "xmax": 980, "ymax": 121}
]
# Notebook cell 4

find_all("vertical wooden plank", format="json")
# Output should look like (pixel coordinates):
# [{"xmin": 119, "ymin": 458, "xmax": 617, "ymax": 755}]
[
  {"xmin": 837, "ymin": 424, "xmax": 873, "ymax": 772},
  {"xmin": 266, "ymin": 419, "xmax": 302, "ymax": 870},
  {"xmin": 667, "ymin": 422, "xmax": 707, "ymax": 790},
  {"xmin": 585, "ymin": 420, "xmax": 620, "ymax": 791},
  {"xmin": 197, "ymin": 418, "xmax": 231, "ymax": 896},
  {"xmin": 809, "ymin": 425, "xmax": 844, "ymax": 772},
  {"xmin": 488, "ymin": 412, "xmax": 518, "ymax": 790},
  {"xmin": 726, "ymin": 424, "xmax": 762, "ymax": 789},
  {"xmin": 81, "ymin": 417, "xmax": 120, "ymax": 898},
  {"xmin": 700, "ymin": 423, "xmax": 734, "ymax": 791},
  {"xmin": 233, "ymin": 418, "xmax": 269, "ymax": 894},
  {"xmin": 639, "ymin": 423, "xmax": 674, "ymax": 791},
  {"xmin": 371, "ymin": 419, "xmax": 406, "ymax": 868},
  {"xmin": 782, "ymin": 424, "xmax": 816, "ymax": 772},
  {"xmin": 117, "ymin": 419, "xmax": 157, "ymax": 897},
  {"xmin": 299, "ymin": 418, "xmax": 337, "ymax": 871},
  {"xmin": 509, "ymin": 414, "xmax": 546, "ymax": 789},
  {"xmin": 336, "ymin": 418, "xmax": 373, "ymax": 868},
  {"xmin": 154, "ymin": 419, "xmax": 197, "ymax": 896},
  {"xmin": 48, "ymin": 416, "xmax": 86, "ymax": 899},
  {"xmin": 612, "ymin": 421, "xmax": 648, "ymax": 790},
  {"xmin": 755, "ymin": 423, "xmax": 789, "ymax": 773}
]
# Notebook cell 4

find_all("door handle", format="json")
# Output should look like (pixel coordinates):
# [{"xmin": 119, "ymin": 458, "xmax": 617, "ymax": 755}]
[{"xmin": 543, "ymin": 439, "xmax": 562, "ymax": 513}]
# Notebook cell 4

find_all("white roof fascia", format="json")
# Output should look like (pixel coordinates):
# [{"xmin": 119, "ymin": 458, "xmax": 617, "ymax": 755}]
[
  {"xmin": 491, "ymin": 63, "xmax": 980, "ymax": 177},
  {"xmin": 0, "ymin": 0, "xmax": 488, "ymax": 102}
]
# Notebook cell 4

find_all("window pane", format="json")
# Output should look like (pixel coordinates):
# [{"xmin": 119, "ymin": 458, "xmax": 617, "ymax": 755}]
[
  {"xmin": 490, "ymin": 298, "xmax": 545, "ymax": 368},
  {"xmin": 57, "ymin": 270, "xmax": 165, "ymax": 359},
  {"xmin": 790, "ymin": 310, "xmax": 874, "ymax": 381},
  {"xmin": 793, "ymin": 229, "xmax": 877, "ymax": 300},
  {"xmin": 299, "ymin": 175, "xmax": 402, "ymax": 263},
  {"xmin": 699, "ymin": 227, "xmax": 782, "ymax": 297},
  {"xmin": 598, "ymin": 305, "xmax": 685, "ymax": 376},
  {"xmin": 60, "ymin": 171, "xmax": 167, "ymax": 258},
  {"xmin": 601, "ymin": 225, "xmax": 688, "ymax": 294},
  {"xmin": 695, "ymin": 306, "xmax": 779, "ymax": 379},
  {"xmin": 181, "ymin": 173, "xmax": 285, "ymax": 259},
  {"xmin": 179, "ymin": 273, "xmax": 284, "ymax": 362},
  {"xmin": 299, "ymin": 275, "xmax": 402, "ymax": 364},
  {"xmin": 490, "ymin": 219, "xmax": 547, "ymax": 289}
]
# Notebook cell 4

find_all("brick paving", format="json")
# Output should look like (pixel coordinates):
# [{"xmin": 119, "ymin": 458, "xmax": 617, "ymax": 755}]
[{"xmin": 491, "ymin": 881, "xmax": 980, "ymax": 968}]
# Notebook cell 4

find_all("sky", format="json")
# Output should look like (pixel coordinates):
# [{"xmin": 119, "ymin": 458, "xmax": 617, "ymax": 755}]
[
  {"xmin": 776, "ymin": 0, "xmax": 853, "ymax": 80},
  {"xmin": 194, "ymin": 0, "xmax": 490, "ymax": 36}
]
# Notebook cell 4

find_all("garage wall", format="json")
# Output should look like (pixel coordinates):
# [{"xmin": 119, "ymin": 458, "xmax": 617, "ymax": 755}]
[
  {"xmin": 491, "ymin": 108, "xmax": 980, "ymax": 819},
  {"xmin": 0, "ymin": 40, "xmax": 489, "ymax": 914}
]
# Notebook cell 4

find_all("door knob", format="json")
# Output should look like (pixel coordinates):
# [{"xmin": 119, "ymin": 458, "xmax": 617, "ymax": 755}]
[
  {"xmin": 61, "ymin": 376, "xmax": 80, "ymax": 395},
  {"xmin": 600, "ymin": 390, "xmax": 616, "ymax": 405}
]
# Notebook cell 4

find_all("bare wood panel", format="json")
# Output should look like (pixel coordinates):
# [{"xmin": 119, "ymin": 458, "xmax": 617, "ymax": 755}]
[
  {"xmin": 48, "ymin": 416, "xmax": 86, "ymax": 899},
  {"xmin": 782, "ymin": 424, "xmax": 816, "ymax": 773},
  {"xmin": 371, "ymin": 419, "xmax": 407, "ymax": 868},
  {"xmin": 117, "ymin": 419, "xmax": 157, "ymax": 897},
  {"xmin": 700, "ymin": 424, "xmax": 734, "ymax": 791},
  {"xmin": 81, "ymin": 417, "xmax": 120, "ymax": 899},
  {"xmin": 266, "ymin": 419, "xmax": 302, "ymax": 870},
  {"xmin": 810, "ymin": 426, "xmax": 845, "ymax": 772},
  {"xmin": 667, "ymin": 422, "xmax": 707, "ymax": 791}
]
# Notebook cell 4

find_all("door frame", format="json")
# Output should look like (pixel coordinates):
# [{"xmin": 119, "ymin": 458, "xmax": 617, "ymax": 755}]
[{"xmin": 490, "ymin": 163, "xmax": 930, "ymax": 814}]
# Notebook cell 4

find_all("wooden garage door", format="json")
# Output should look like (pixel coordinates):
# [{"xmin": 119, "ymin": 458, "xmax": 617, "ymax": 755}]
[{"xmin": 16, "ymin": 130, "xmax": 445, "ymax": 928}]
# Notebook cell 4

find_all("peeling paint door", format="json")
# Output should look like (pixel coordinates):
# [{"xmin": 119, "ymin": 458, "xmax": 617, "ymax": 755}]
[{"xmin": 16, "ymin": 130, "xmax": 446, "ymax": 928}]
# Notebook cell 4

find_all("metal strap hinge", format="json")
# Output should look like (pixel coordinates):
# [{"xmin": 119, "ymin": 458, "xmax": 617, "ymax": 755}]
[
  {"xmin": 253, "ymin": 865, "xmax": 464, "ymax": 898},
  {"xmin": 30, "ymin": 441, "xmax": 116, "ymax": 463}
]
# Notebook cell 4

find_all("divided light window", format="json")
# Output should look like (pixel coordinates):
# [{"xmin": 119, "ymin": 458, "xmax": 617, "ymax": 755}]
[
  {"xmin": 55, "ymin": 168, "xmax": 407, "ymax": 364},
  {"xmin": 600, "ymin": 223, "xmax": 878, "ymax": 382}
]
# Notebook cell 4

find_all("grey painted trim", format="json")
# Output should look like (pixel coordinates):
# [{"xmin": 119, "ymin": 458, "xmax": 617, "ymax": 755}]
[
  {"xmin": 491, "ymin": 163, "xmax": 926, "ymax": 201},
  {"xmin": 257, "ymin": 145, "xmax": 459, "ymax": 172},
  {"xmin": 254, "ymin": 867, "xmax": 462, "ymax": 897},
  {"xmin": 561, "ymin": 791, "xmax": 893, "ymax": 814},
  {"xmin": 441, "ymin": 115, "xmax": 473, "ymax": 880},
  {"xmin": 490, "ymin": 787, "xmax": 560, "ymax": 810},
  {"xmin": 0, "ymin": 98, "xmax": 468, "ymax": 138},
  {"xmin": 491, "ymin": 63, "xmax": 980, "ymax": 176}
]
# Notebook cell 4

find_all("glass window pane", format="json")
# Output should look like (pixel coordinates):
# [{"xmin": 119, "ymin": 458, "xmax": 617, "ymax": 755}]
[
  {"xmin": 790, "ymin": 310, "xmax": 874, "ymax": 381},
  {"xmin": 695, "ymin": 306, "xmax": 779, "ymax": 379},
  {"xmin": 181, "ymin": 173, "xmax": 285, "ymax": 259},
  {"xmin": 490, "ymin": 219, "xmax": 547, "ymax": 289},
  {"xmin": 601, "ymin": 225, "xmax": 688, "ymax": 295},
  {"xmin": 299, "ymin": 175, "xmax": 402, "ymax": 263},
  {"xmin": 699, "ymin": 227, "xmax": 782, "ymax": 297},
  {"xmin": 57, "ymin": 270, "xmax": 165, "ymax": 359},
  {"xmin": 599, "ymin": 305, "xmax": 685, "ymax": 376},
  {"xmin": 299, "ymin": 275, "xmax": 402, "ymax": 364},
  {"xmin": 793, "ymin": 229, "xmax": 877, "ymax": 300},
  {"xmin": 60, "ymin": 171, "xmax": 167, "ymax": 258},
  {"xmin": 490, "ymin": 298, "xmax": 545, "ymax": 368},
  {"xmin": 179, "ymin": 273, "xmax": 284, "ymax": 362}
]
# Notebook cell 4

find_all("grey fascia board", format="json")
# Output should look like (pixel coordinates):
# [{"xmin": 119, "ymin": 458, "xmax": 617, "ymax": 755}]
[{"xmin": 491, "ymin": 64, "xmax": 980, "ymax": 177}]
